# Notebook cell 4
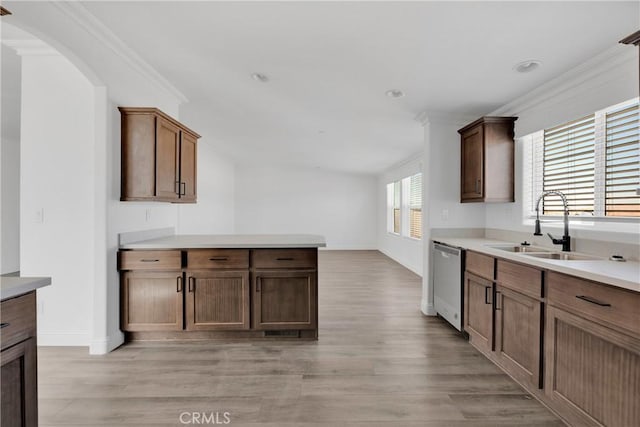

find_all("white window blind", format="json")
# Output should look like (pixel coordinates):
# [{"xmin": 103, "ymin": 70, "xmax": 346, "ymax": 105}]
[
  {"xmin": 524, "ymin": 98, "xmax": 639, "ymax": 219},
  {"xmin": 543, "ymin": 114, "xmax": 595, "ymax": 215},
  {"xmin": 393, "ymin": 180, "xmax": 401, "ymax": 233},
  {"xmin": 605, "ymin": 103, "xmax": 640, "ymax": 217},
  {"xmin": 409, "ymin": 173, "xmax": 422, "ymax": 239}
]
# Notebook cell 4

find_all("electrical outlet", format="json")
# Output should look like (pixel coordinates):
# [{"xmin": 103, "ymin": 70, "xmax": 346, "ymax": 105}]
[
  {"xmin": 441, "ymin": 209, "xmax": 449, "ymax": 221},
  {"xmin": 34, "ymin": 208, "xmax": 44, "ymax": 223}
]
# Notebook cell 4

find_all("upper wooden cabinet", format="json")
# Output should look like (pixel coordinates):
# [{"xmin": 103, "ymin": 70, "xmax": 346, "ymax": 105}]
[
  {"xmin": 119, "ymin": 107, "xmax": 200, "ymax": 203},
  {"xmin": 458, "ymin": 116, "xmax": 517, "ymax": 203}
]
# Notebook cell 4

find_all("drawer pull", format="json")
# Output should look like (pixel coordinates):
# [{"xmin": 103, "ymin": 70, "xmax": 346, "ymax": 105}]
[
  {"xmin": 576, "ymin": 295, "xmax": 611, "ymax": 307},
  {"xmin": 276, "ymin": 257, "xmax": 294, "ymax": 261},
  {"xmin": 140, "ymin": 259, "xmax": 160, "ymax": 263},
  {"xmin": 0, "ymin": 322, "xmax": 9, "ymax": 329},
  {"xmin": 188, "ymin": 277, "xmax": 195, "ymax": 293},
  {"xmin": 209, "ymin": 257, "xmax": 228, "ymax": 261}
]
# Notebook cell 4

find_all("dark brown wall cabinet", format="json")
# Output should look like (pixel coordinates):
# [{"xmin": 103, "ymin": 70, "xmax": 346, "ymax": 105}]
[
  {"xmin": 120, "ymin": 107, "xmax": 200, "ymax": 203},
  {"xmin": 458, "ymin": 116, "xmax": 517, "ymax": 203},
  {"xmin": 1, "ymin": 292, "xmax": 39, "ymax": 427}
]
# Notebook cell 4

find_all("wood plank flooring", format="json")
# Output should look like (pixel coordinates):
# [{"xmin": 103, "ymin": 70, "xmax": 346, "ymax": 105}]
[{"xmin": 38, "ymin": 250, "xmax": 562, "ymax": 426}]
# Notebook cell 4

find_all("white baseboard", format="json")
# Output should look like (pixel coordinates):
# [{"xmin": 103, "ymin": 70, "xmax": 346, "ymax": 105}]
[
  {"xmin": 89, "ymin": 331, "xmax": 125, "ymax": 355},
  {"xmin": 421, "ymin": 299, "xmax": 436, "ymax": 316},
  {"xmin": 37, "ymin": 332, "xmax": 89, "ymax": 346},
  {"xmin": 378, "ymin": 248, "xmax": 422, "ymax": 277}
]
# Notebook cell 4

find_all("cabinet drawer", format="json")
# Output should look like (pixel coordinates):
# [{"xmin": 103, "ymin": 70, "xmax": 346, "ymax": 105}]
[
  {"xmin": 466, "ymin": 251, "xmax": 494, "ymax": 280},
  {"xmin": 252, "ymin": 249, "xmax": 317, "ymax": 269},
  {"xmin": 118, "ymin": 250, "xmax": 182, "ymax": 271},
  {"xmin": 496, "ymin": 260, "xmax": 542, "ymax": 299},
  {"xmin": 1, "ymin": 292, "xmax": 37, "ymax": 351},
  {"xmin": 187, "ymin": 249, "xmax": 249, "ymax": 269},
  {"xmin": 547, "ymin": 271, "xmax": 640, "ymax": 335}
]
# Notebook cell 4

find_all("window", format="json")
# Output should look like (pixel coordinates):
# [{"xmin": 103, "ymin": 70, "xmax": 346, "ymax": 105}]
[
  {"xmin": 409, "ymin": 173, "xmax": 423, "ymax": 238},
  {"xmin": 525, "ymin": 98, "xmax": 639, "ymax": 218},
  {"xmin": 386, "ymin": 173, "xmax": 423, "ymax": 239}
]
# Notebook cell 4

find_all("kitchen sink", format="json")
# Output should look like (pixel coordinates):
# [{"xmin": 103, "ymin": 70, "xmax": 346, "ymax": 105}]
[
  {"xmin": 524, "ymin": 252, "xmax": 601, "ymax": 261},
  {"xmin": 486, "ymin": 245, "xmax": 552, "ymax": 253}
]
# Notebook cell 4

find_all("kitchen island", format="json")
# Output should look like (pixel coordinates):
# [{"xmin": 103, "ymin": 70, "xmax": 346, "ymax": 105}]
[
  {"xmin": 118, "ymin": 234, "xmax": 326, "ymax": 340},
  {"xmin": 1, "ymin": 275, "xmax": 51, "ymax": 427}
]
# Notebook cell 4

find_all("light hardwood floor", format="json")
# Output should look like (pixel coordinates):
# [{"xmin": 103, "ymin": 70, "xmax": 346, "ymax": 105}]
[{"xmin": 38, "ymin": 250, "xmax": 562, "ymax": 426}]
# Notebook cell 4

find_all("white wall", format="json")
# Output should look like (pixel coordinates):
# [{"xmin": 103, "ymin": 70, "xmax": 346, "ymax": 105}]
[
  {"xmin": 1, "ymin": 47, "xmax": 22, "ymax": 274},
  {"xmin": 485, "ymin": 44, "xmax": 640, "ymax": 243},
  {"xmin": 377, "ymin": 154, "xmax": 423, "ymax": 275},
  {"xmin": 20, "ymin": 52, "xmax": 95, "ymax": 345},
  {"xmin": 235, "ymin": 165, "xmax": 377, "ymax": 249}
]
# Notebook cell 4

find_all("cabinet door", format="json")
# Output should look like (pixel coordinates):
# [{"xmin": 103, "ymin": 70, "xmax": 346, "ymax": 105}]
[
  {"xmin": 1, "ymin": 338, "xmax": 37, "ymax": 427},
  {"xmin": 179, "ymin": 132, "xmax": 197, "ymax": 202},
  {"xmin": 460, "ymin": 126, "xmax": 484, "ymax": 201},
  {"xmin": 545, "ymin": 306, "xmax": 640, "ymax": 427},
  {"xmin": 155, "ymin": 117, "xmax": 181, "ymax": 200},
  {"xmin": 185, "ymin": 271, "xmax": 250, "ymax": 330},
  {"xmin": 464, "ymin": 272, "xmax": 493, "ymax": 353},
  {"xmin": 121, "ymin": 271, "xmax": 184, "ymax": 331},
  {"xmin": 253, "ymin": 270, "xmax": 317, "ymax": 330},
  {"xmin": 494, "ymin": 285, "xmax": 542, "ymax": 389}
]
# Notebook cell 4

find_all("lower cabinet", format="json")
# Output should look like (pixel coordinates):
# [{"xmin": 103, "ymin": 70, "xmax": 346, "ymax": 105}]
[
  {"xmin": 185, "ymin": 270, "xmax": 250, "ymax": 330},
  {"xmin": 494, "ymin": 285, "xmax": 541, "ymax": 389},
  {"xmin": 464, "ymin": 272, "xmax": 493, "ymax": 353},
  {"xmin": 545, "ymin": 306, "xmax": 640, "ymax": 427},
  {"xmin": 121, "ymin": 270, "xmax": 184, "ymax": 331},
  {"xmin": 1, "ymin": 291, "xmax": 39, "ymax": 427},
  {"xmin": 253, "ymin": 270, "xmax": 317, "ymax": 330}
]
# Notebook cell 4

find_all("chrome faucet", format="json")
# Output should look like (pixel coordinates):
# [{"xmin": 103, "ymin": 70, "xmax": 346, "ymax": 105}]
[{"xmin": 534, "ymin": 191, "xmax": 571, "ymax": 252}]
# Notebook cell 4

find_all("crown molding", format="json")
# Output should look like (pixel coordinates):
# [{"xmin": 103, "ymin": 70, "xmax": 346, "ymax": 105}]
[
  {"xmin": 415, "ymin": 110, "xmax": 478, "ymax": 127},
  {"xmin": 2, "ymin": 39, "xmax": 59, "ymax": 56},
  {"xmin": 51, "ymin": 2, "xmax": 188, "ymax": 104},
  {"xmin": 490, "ymin": 44, "xmax": 636, "ymax": 116}
]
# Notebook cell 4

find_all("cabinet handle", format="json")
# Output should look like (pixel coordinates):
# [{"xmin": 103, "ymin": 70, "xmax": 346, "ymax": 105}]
[
  {"xmin": 495, "ymin": 291, "xmax": 502, "ymax": 310},
  {"xmin": 475, "ymin": 179, "xmax": 481, "ymax": 194},
  {"xmin": 209, "ymin": 257, "xmax": 228, "ymax": 261},
  {"xmin": 0, "ymin": 323, "xmax": 9, "ymax": 329},
  {"xmin": 176, "ymin": 276, "xmax": 182, "ymax": 292},
  {"xmin": 181, "ymin": 182, "xmax": 186, "ymax": 196},
  {"xmin": 484, "ymin": 286, "xmax": 492, "ymax": 305},
  {"xmin": 188, "ymin": 277, "xmax": 195, "ymax": 293},
  {"xmin": 256, "ymin": 277, "xmax": 261, "ymax": 292},
  {"xmin": 175, "ymin": 180, "xmax": 181, "ymax": 195},
  {"xmin": 140, "ymin": 259, "xmax": 160, "ymax": 263},
  {"xmin": 276, "ymin": 257, "xmax": 294, "ymax": 261},
  {"xmin": 576, "ymin": 295, "xmax": 611, "ymax": 307}
]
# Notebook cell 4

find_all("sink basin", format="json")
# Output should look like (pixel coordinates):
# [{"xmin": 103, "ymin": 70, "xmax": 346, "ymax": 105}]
[
  {"xmin": 486, "ymin": 245, "xmax": 552, "ymax": 253},
  {"xmin": 524, "ymin": 252, "xmax": 601, "ymax": 261}
]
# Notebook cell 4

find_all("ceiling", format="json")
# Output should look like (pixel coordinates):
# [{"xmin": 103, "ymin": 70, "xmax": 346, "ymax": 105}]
[{"xmin": 5, "ymin": 1, "xmax": 640, "ymax": 174}]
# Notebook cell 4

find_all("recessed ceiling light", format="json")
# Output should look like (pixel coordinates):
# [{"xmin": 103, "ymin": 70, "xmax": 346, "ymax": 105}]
[
  {"xmin": 386, "ymin": 89, "xmax": 405, "ymax": 98},
  {"xmin": 251, "ymin": 73, "xmax": 269, "ymax": 82},
  {"xmin": 514, "ymin": 60, "xmax": 542, "ymax": 73}
]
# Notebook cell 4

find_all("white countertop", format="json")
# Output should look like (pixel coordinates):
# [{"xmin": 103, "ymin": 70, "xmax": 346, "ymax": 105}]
[
  {"xmin": 120, "ymin": 234, "xmax": 327, "ymax": 249},
  {"xmin": 433, "ymin": 237, "xmax": 640, "ymax": 293},
  {"xmin": 1, "ymin": 276, "xmax": 51, "ymax": 301}
]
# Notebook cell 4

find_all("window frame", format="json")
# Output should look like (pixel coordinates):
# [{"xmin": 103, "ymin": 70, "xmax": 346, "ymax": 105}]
[{"xmin": 386, "ymin": 172, "xmax": 423, "ymax": 240}]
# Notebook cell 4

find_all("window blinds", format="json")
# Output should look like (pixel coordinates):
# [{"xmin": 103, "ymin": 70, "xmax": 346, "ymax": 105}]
[
  {"xmin": 543, "ymin": 115, "xmax": 596, "ymax": 215},
  {"xmin": 409, "ymin": 173, "xmax": 422, "ymax": 239},
  {"xmin": 393, "ymin": 181, "xmax": 401, "ymax": 233},
  {"xmin": 605, "ymin": 103, "xmax": 640, "ymax": 217}
]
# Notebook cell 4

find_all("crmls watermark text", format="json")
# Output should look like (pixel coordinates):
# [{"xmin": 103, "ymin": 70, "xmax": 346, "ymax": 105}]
[{"xmin": 179, "ymin": 411, "xmax": 231, "ymax": 425}]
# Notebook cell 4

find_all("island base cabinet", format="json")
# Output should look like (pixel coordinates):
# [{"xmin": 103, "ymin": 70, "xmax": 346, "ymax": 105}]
[
  {"xmin": 186, "ymin": 271, "xmax": 250, "ymax": 330},
  {"xmin": 1, "ymin": 338, "xmax": 37, "ymax": 427},
  {"xmin": 121, "ymin": 271, "xmax": 184, "ymax": 331},
  {"xmin": 464, "ymin": 272, "xmax": 493, "ymax": 354},
  {"xmin": 253, "ymin": 270, "xmax": 317, "ymax": 330},
  {"xmin": 495, "ymin": 285, "xmax": 542, "ymax": 389},
  {"xmin": 545, "ymin": 306, "xmax": 640, "ymax": 427}
]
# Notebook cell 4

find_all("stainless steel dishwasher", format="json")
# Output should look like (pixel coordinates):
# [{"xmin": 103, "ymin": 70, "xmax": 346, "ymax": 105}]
[{"xmin": 432, "ymin": 241, "xmax": 464, "ymax": 331}]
